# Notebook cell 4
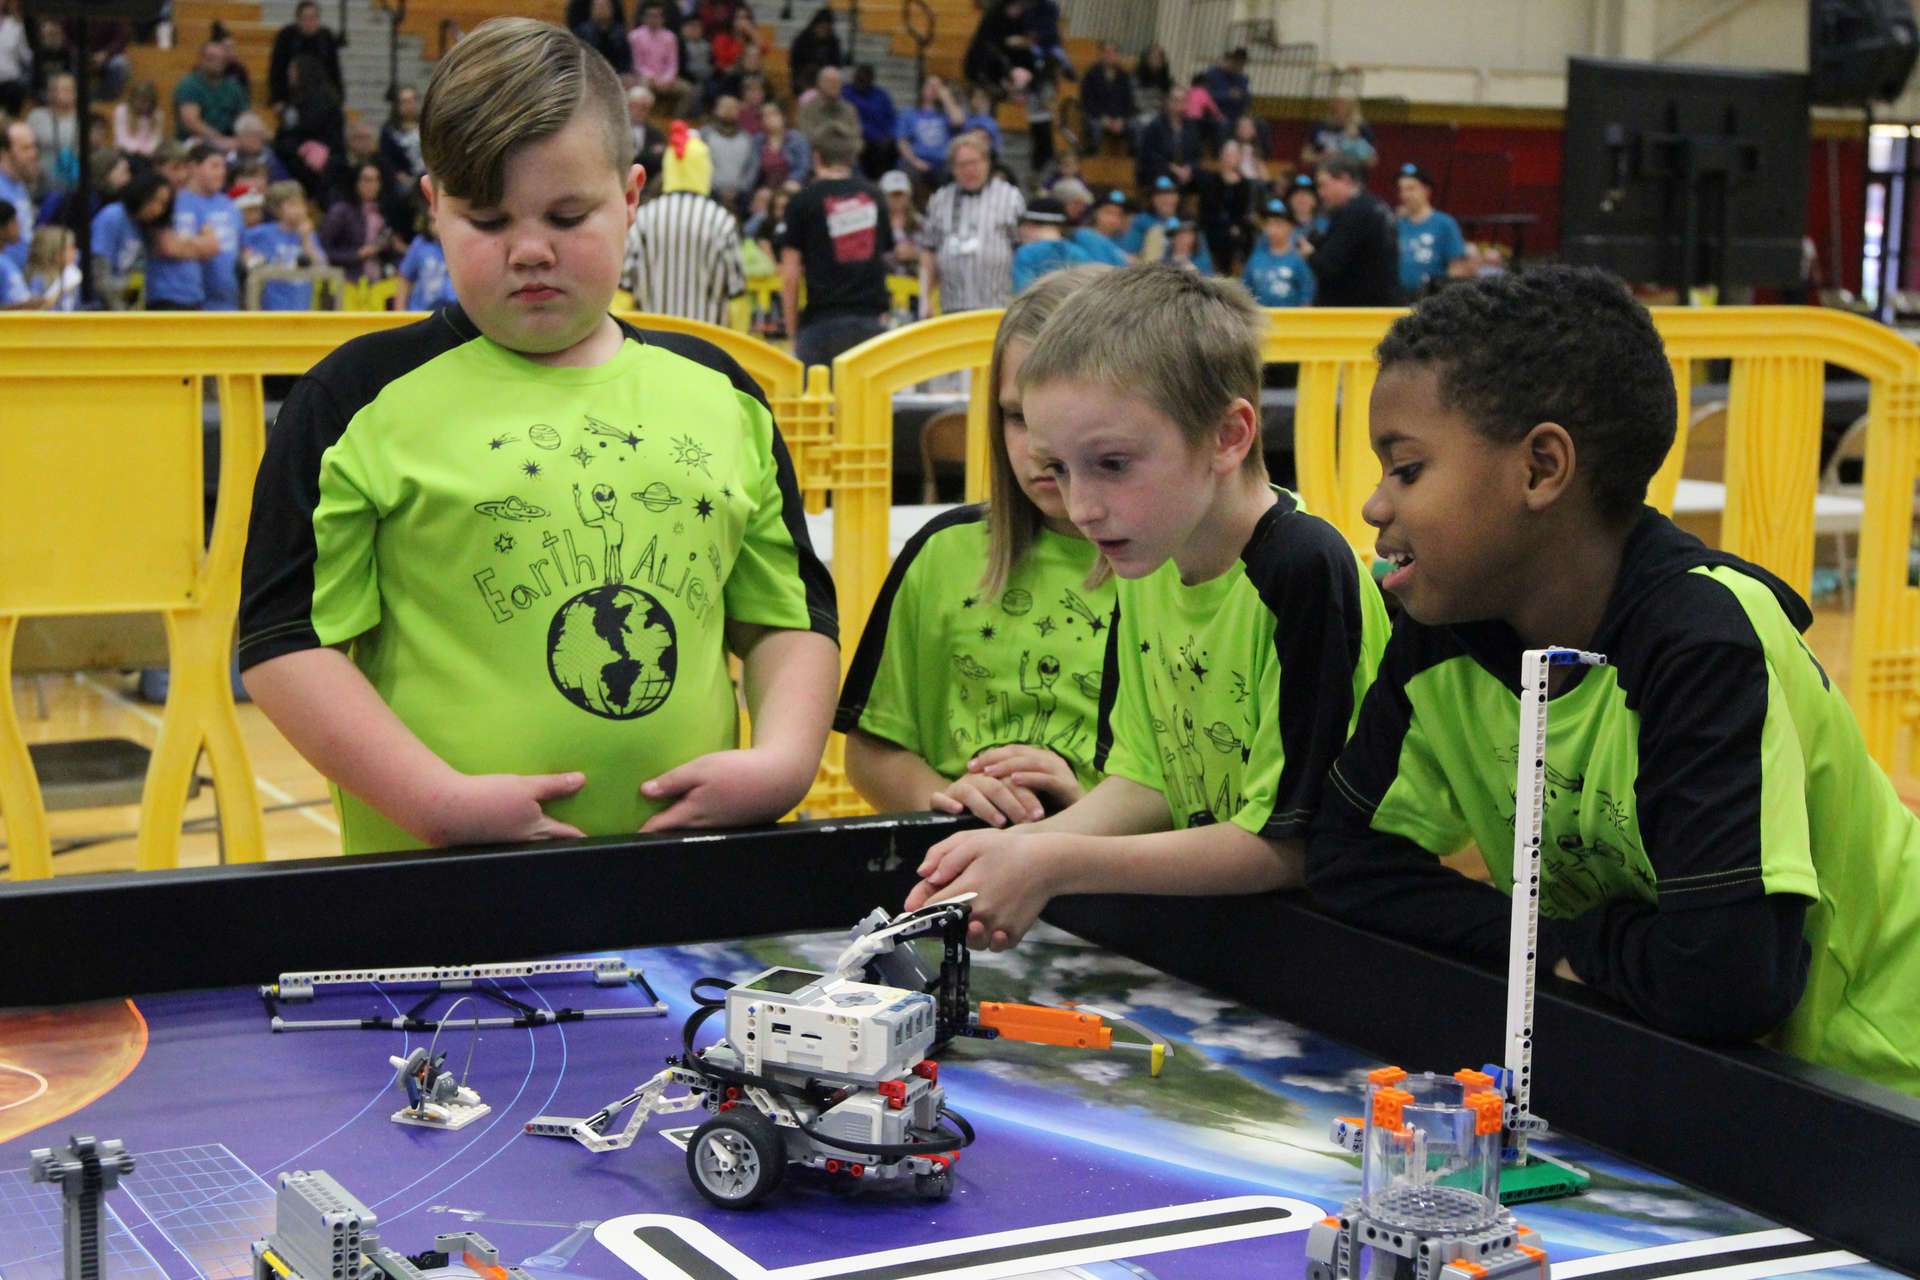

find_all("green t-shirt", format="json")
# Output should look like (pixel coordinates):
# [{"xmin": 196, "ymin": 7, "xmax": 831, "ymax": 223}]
[
  {"xmin": 240, "ymin": 308, "xmax": 836, "ymax": 853},
  {"xmin": 173, "ymin": 71, "xmax": 248, "ymax": 137},
  {"xmin": 835, "ymin": 506, "xmax": 1113, "ymax": 788},
  {"xmin": 1096, "ymin": 488, "xmax": 1390, "ymax": 836},
  {"xmin": 1316, "ymin": 510, "xmax": 1920, "ymax": 1093}
]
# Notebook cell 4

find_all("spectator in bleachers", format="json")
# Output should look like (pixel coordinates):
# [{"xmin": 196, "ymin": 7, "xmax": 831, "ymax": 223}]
[
  {"xmin": 1164, "ymin": 217, "xmax": 1204, "ymax": 272},
  {"xmin": 395, "ymin": 203, "xmax": 453, "ymax": 311},
  {"xmin": 1226, "ymin": 115, "xmax": 1271, "ymax": 186},
  {"xmin": 25, "ymin": 71, "xmax": 76, "ymax": 193},
  {"xmin": 1394, "ymin": 162, "xmax": 1466, "ymax": 298},
  {"xmin": 786, "ymin": 6, "xmax": 841, "ymax": 96},
  {"xmin": 1078, "ymin": 42, "xmax": 1134, "ymax": 154},
  {"xmin": 269, "ymin": 2, "xmax": 343, "ymax": 113},
  {"xmin": 1309, "ymin": 151, "xmax": 1400, "ymax": 306},
  {"xmin": 1285, "ymin": 170, "xmax": 1323, "ymax": 235},
  {"xmin": 896, "ymin": 75, "xmax": 962, "ymax": 188},
  {"xmin": 0, "ymin": 0, "xmax": 27, "ymax": 119},
  {"xmin": 756, "ymin": 101, "xmax": 810, "ymax": 188},
  {"xmin": 0, "ymin": 120, "xmax": 35, "ymax": 271},
  {"xmin": 230, "ymin": 112, "xmax": 289, "ymax": 183},
  {"xmin": 1136, "ymin": 87, "xmax": 1196, "ymax": 192},
  {"xmin": 23, "ymin": 223, "xmax": 75, "ymax": 307},
  {"xmin": 778, "ymin": 121, "xmax": 891, "ymax": 367},
  {"xmin": 1035, "ymin": 144, "xmax": 1079, "ymax": 195},
  {"xmin": 1076, "ymin": 187, "xmax": 1130, "ymax": 264},
  {"xmin": 1198, "ymin": 142, "xmax": 1256, "ymax": 274},
  {"xmin": 698, "ymin": 0, "xmax": 747, "ymax": 40},
  {"xmin": 68, "ymin": 17, "xmax": 130, "ymax": 101},
  {"xmin": 30, "ymin": 19, "xmax": 74, "ymax": 98},
  {"xmin": 175, "ymin": 144, "xmax": 242, "ymax": 309},
  {"xmin": 1182, "ymin": 72, "xmax": 1226, "ymax": 151},
  {"xmin": 702, "ymin": 93, "xmax": 757, "ymax": 207},
  {"xmin": 45, "ymin": 146, "xmax": 126, "ymax": 238},
  {"xmin": 574, "ymin": 0, "xmax": 632, "ymax": 76},
  {"xmin": 564, "ymin": 0, "xmax": 625, "ymax": 30},
  {"xmin": 1024, "ymin": 0, "xmax": 1070, "ymax": 79},
  {"xmin": 627, "ymin": 85, "xmax": 668, "ymax": 183},
  {"xmin": 380, "ymin": 86, "xmax": 425, "ymax": 180},
  {"xmin": 707, "ymin": 31, "xmax": 763, "ymax": 104},
  {"xmin": 1120, "ymin": 174, "xmax": 1175, "ymax": 256},
  {"xmin": 1301, "ymin": 92, "xmax": 1375, "ymax": 170},
  {"xmin": 1132, "ymin": 43, "xmax": 1172, "ymax": 123},
  {"xmin": 212, "ymin": 23, "xmax": 253, "ymax": 98},
  {"xmin": 1201, "ymin": 47, "xmax": 1251, "ymax": 127},
  {"xmin": 92, "ymin": 168, "xmax": 162, "ymax": 308},
  {"xmin": 961, "ymin": 85, "xmax": 1003, "ymax": 157},
  {"xmin": 320, "ymin": 159, "xmax": 399, "ymax": 284},
  {"xmin": 736, "ymin": 71, "xmax": 767, "ymax": 133},
  {"xmin": 624, "ymin": 123, "xmax": 746, "ymax": 324},
  {"xmin": 113, "ymin": 80, "xmax": 162, "ymax": 157},
  {"xmin": 879, "ymin": 168, "xmax": 920, "ymax": 275},
  {"xmin": 1011, "ymin": 197, "xmax": 1087, "ymax": 293},
  {"xmin": 843, "ymin": 63, "xmax": 896, "ymax": 179},
  {"xmin": 0, "ymin": 199, "xmax": 30, "ymax": 307},
  {"xmin": 920, "ymin": 130, "xmax": 1023, "ymax": 314},
  {"xmin": 1050, "ymin": 176, "xmax": 1089, "ymax": 225},
  {"xmin": 175, "ymin": 40, "xmax": 248, "ymax": 149},
  {"xmin": 241, "ymin": 179, "xmax": 325, "ymax": 310},
  {"xmin": 142, "ymin": 161, "xmax": 222, "ymax": 311},
  {"xmin": 678, "ymin": 15, "xmax": 714, "ymax": 100},
  {"xmin": 274, "ymin": 52, "xmax": 345, "ymax": 204},
  {"xmin": 628, "ymin": 4, "xmax": 681, "ymax": 100},
  {"xmin": 1242, "ymin": 196, "xmax": 1313, "ymax": 307},
  {"xmin": 796, "ymin": 65, "xmax": 858, "ymax": 149},
  {"xmin": 710, "ymin": 8, "xmax": 759, "ymax": 72},
  {"xmin": 964, "ymin": 0, "xmax": 1035, "ymax": 99}
]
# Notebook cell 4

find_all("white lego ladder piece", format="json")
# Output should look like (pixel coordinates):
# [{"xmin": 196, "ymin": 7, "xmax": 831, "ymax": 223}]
[
  {"xmin": 1504, "ymin": 646, "xmax": 1606, "ymax": 1162},
  {"xmin": 265, "ymin": 958, "xmax": 638, "ymax": 1000}
]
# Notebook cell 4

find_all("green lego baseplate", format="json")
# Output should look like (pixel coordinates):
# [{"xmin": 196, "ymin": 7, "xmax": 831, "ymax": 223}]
[{"xmin": 1497, "ymin": 1154, "xmax": 1592, "ymax": 1204}]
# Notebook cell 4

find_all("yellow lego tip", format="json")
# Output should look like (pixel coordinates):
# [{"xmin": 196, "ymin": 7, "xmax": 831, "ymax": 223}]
[
  {"xmin": 1149, "ymin": 1042, "xmax": 1166, "ymax": 1077},
  {"xmin": 260, "ymin": 1250, "xmax": 292, "ymax": 1279}
]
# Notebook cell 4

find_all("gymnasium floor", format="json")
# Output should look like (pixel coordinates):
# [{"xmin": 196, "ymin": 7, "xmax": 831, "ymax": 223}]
[{"xmin": 3, "ymin": 603, "xmax": 1906, "ymax": 877}]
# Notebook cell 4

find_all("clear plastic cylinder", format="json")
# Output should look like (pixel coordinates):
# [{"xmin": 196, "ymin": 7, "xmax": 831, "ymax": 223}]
[{"xmin": 1359, "ymin": 1069, "xmax": 1503, "ymax": 1233}]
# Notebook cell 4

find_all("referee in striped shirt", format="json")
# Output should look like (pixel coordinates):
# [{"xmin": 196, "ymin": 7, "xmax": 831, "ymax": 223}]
[
  {"xmin": 918, "ymin": 131, "xmax": 1025, "ymax": 314},
  {"xmin": 623, "ymin": 132, "xmax": 746, "ymax": 326}
]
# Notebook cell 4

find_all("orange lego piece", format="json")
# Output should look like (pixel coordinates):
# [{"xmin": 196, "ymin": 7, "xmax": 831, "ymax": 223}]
[
  {"xmin": 1453, "ymin": 1069, "xmax": 1495, "ymax": 1090},
  {"xmin": 1446, "ymin": 1263, "xmax": 1488, "ymax": 1279},
  {"xmin": 1517, "ymin": 1245, "xmax": 1547, "ymax": 1261},
  {"xmin": 1371, "ymin": 1086, "xmax": 1414, "ymax": 1130},
  {"xmin": 1366, "ymin": 1065, "xmax": 1408, "ymax": 1087},
  {"xmin": 1465, "ymin": 1089, "xmax": 1505, "ymax": 1135},
  {"xmin": 1320, "ymin": 1215, "xmax": 1343, "ymax": 1227},
  {"xmin": 977, "ymin": 1002, "xmax": 1112, "ymax": 1050},
  {"xmin": 463, "ymin": 1253, "xmax": 508, "ymax": 1280}
]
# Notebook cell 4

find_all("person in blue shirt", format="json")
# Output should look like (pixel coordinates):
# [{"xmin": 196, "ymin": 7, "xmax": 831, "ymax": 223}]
[
  {"xmin": 896, "ymin": 75, "xmax": 964, "ymax": 189},
  {"xmin": 1286, "ymin": 172, "xmax": 1326, "ymax": 238},
  {"xmin": 91, "ymin": 173, "xmax": 161, "ymax": 309},
  {"xmin": 1121, "ymin": 175, "xmax": 1181, "ymax": 256},
  {"xmin": 142, "ymin": 163, "xmax": 225, "ymax": 310},
  {"xmin": 1011, "ymin": 197, "xmax": 1091, "ymax": 293},
  {"xmin": 395, "ymin": 211, "xmax": 454, "ymax": 311},
  {"xmin": 1242, "ymin": 196, "xmax": 1314, "ymax": 307},
  {"xmin": 1071, "ymin": 190, "xmax": 1130, "ymax": 267},
  {"xmin": 0, "ymin": 122, "xmax": 38, "ymax": 273},
  {"xmin": 842, "ymin": 63, "xmax": 897, "ymax": 178},
  {"xmin": 962, "ymin": 85, "xmax": 1004, "ymax": 157},
  {"xmin": 1395, "ymin": 163, "xmax": 1465, "ymax": 299},
  {"xmin": 242, "ymin": 179, "xmax": 327, "ymax": 310},
  {"xmin": 170, "ymin": 144, "xmax": 244, "ymax": 310},
  {"xmin": 0, "ymin": 201, "xmax": 36, "ymax": 309}
]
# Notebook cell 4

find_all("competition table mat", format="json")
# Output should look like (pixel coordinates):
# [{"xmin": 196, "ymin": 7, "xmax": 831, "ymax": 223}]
[{"xmin": 2, "ymin": 817, "xmax": 1916, "ymax": 1279}]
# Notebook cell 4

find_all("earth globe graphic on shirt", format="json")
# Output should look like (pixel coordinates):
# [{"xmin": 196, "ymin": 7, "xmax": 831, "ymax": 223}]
[{"xmin": 546, "ymin": 584, "xmax": 678, "ymax": 719}]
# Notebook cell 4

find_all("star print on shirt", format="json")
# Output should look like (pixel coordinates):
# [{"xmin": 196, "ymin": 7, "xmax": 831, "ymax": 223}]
[
  {"xmin": 494, "ymin": 534, "xmax": 515, "ymax": 552},
  {"xmin": 487, "ymin": 434, "xmax": 517, "ymax": 451},
  {"xmin": 694, "ymin": 496, "xmax": 715, "ymax": 520},
  {"xmin": 570, "ymin": 446, "xmax": 594, "ymax": 468},
  {"xmin": 521, "ymin": 460, "xmax": 542, "ymax": 478},
  {"xmin": 1035, "ymin": 616, "xmax": 1056, "ymax": 636},
  {"xmin": 1190, "ymin": 657, "xmax": 1209, "ymax": 681},
  {"xmin": 961, "ymin": 596, "xmax": 978, "ymax": 609},
  {"xmin": 1140, "ymin": 641, "xmax": 1151, "ymax": 653},
  {"xmin": 980, "ymin": 623, "xmax": 997, "ymax": 640}
]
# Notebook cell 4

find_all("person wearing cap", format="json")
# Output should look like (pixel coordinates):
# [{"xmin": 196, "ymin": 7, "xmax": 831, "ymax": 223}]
[
  {"xmin": 778, "ymin": 121, "xmax": 894, "ymax": 368},
  {"xmin": 1395, "ymin": 162, "xmax": 1466, "ymax": 299},
  {"xmin": 1121, "ymin": 176, "xmax": 1212, "ymax": 271},
  {"xmin": 1243, "ymin": 196, "xmax": 1314, "ymax": 308},
  {"xmin": 1071, "ymin": 188, "xmax": 1130, "ymax": 266},
  {"xmin": 1286, "ymin": 171, "xmax": 1326, "ymax": 238},
  {"xmin": 1010, "ymin": 196, "xmax": 1090, "ymax": 293},
  {"xmin": 878, "ymin": 168, "xmax": 922, "ymax": 276}
]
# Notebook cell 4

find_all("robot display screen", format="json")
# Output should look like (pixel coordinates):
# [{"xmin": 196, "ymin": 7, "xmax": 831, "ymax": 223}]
[{"xmin": 741, "ymin": 968, "xmax": 823, "ymax": 995}]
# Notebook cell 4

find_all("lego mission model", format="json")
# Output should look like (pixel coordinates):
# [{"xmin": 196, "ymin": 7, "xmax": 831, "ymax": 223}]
[
  {"xmin": 1306, "ymin": 648, "xmax": 1601, "ymax": 1280},
  {"xmin": 252, "ymin": 1170, "xmax": 526, "ymax": 1280},
  {"xmin": 528, "ymin": 894, "xmax": 1168, "ymax": 1208}
]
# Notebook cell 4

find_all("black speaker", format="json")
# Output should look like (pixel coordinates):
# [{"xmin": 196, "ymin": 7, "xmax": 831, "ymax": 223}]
[{"xmin": 1811, "ymin": 0, "xmax": 1920, "ymax": 103}]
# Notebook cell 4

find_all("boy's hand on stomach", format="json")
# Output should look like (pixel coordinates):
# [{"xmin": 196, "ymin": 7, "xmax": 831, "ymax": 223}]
[
  {"xmin": 931, "ymin": 771, "xmax": 1045, "ymax": 827},
  {"xmin": 639, "ymin": 746, "xmax": 810, "ymax": 832},
  {"xmin": 424, "ymin": 771, "xmax": 587, "ymax": 845},
  {"xmin": 906, "ymin": 827, "xmax": 1060, "ymax": 951},
  {"xmin": 967, "ymin": 745, "xmax": 1084, "ymax": 808}
]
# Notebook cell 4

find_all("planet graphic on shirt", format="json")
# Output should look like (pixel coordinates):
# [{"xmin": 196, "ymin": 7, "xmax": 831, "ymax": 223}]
[
  {"xmin": 632, "ymin": 481, "xmax": 684, "ymax": 513},
  {"xmin": 1203, "ymin": 721, "xmax": 1244, "ymax": 753},
  {"xmin": 528, "ymin": 423, "xmax": 564, "ymax": 450},
  {"xmin": 999, "ymin": 588, "xmax": 1033, "ymax": 616},
  {"xmin": 546, "ymin": 584, "xmax": 678, "ymax": 720}
]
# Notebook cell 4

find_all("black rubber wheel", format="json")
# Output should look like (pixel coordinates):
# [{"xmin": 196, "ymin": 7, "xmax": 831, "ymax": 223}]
[
  {"xmin": 914, "ymin": 1165, "xmax": 952, "ymax": 1200},
  {"xmin": 686, "ymin": 1110, "xmax": 784, "ymax": 1208}
]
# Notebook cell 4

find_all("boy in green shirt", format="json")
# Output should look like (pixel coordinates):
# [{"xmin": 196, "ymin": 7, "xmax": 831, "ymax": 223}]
[
  {"xmin": 239, "ymin": 18, "xmax": 838, "ymax": 853},
  {"xmin": 1309, "ymin": 266, "xmax": 1920, "ymax": 1095},
  {"xmin": 908, "ymin": 263, "xmax": 1390, "ymax": 949}
]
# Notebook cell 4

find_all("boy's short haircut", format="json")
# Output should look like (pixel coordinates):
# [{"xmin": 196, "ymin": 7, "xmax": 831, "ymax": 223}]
[
  {"xmin": 813, "ymin": 121, "xmax": 860, "ymax": 170},
  {"xmin": 421, "ymin": 16, "xmax": 632, "ymax": 209},
  {"xmin": 264, "ymin": 179, "xmax": 305, "ymax": 217},
  {"xmin": 1021, "ymin": 261, "xmax": 1269, "ymax": 477},
  {"xmin": 185, "ymin": 142, "xmax": 220, "ymax": 165},
  {"xmin": 1316, "ymin": 152, "xmax": 1367, "ymax": 183},
  {"xmin": 1375, "ymin": 264, "xmax": 1676, "ymax": 520},
  {"xmin": 152, "ymin": 139, "xmax": 187, "ymax": 167}
]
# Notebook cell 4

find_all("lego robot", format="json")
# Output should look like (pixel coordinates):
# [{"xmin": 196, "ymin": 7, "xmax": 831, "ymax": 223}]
[
  {"xmin": 527, "ymin": 894, "xmax": 1166, "ymax": 1208},
  {"xmin": 252, "ymin": 1170, "xmax": 524, "ymax": 1280},
  {"xmin": 1306, "ymin": 648, "xmax": 1605, "ymax": 1279}
]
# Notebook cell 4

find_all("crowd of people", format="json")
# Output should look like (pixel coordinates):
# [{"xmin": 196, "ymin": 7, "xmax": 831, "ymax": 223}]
[{"xmin": 0, "ymin": 0, "xmax": 1489, "ymax": 328}]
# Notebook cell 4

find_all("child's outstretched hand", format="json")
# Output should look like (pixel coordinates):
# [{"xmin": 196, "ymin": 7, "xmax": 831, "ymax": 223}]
[
  {"xmin": 930, "ymin": 769, "xmax": 1045, "ymax": 827},
  {"xmin": 639, "ymin": 746, "xmax": 811, "ymax": 832},
  {"xmin": 906, "ymin": 826, "xmax": 1058, "ymax": 950},
  {"xmin": 966, "ymin": 744, "xmax": 1084, "ymax": 808},
  {"xmin": 423, "ymin": 771, "xmax": 587, "ymax": 845}
]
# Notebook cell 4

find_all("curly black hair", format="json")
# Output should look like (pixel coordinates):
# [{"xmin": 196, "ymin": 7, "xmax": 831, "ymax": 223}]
[{"xmin": 1375, "ymin": 265, "xmax": 1676, "ymax": 520}]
